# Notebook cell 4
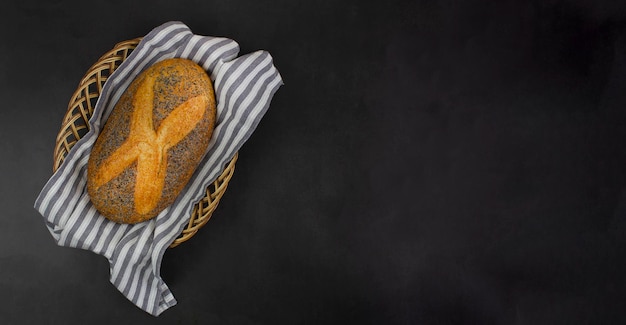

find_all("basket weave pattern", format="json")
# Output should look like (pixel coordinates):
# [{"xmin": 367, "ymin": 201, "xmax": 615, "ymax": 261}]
[{"xmin": 53, "ymin": 38, "xmax": 237, "ymax": 248}]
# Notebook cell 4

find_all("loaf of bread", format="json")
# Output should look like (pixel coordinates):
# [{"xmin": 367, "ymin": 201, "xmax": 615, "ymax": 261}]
[{"xmin": 87, "ymin": 58, "xmax": 216, "ymax": 224}]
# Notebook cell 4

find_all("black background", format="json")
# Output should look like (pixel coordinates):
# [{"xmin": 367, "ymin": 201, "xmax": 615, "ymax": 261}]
[{"xmin": 2, "ymin": 0, "xmax": 626, "ymax": 324}]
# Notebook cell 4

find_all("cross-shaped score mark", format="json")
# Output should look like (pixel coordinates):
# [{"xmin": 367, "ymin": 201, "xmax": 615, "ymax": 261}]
[{"xmin": 91, "ymin": 75, "xmax": 208, "ymax": 215}]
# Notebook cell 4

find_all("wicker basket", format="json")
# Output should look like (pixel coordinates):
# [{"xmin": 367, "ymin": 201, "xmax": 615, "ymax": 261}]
[{"xmin": 52, "ymin": 38, "xmax": 237, "ymax": 248}]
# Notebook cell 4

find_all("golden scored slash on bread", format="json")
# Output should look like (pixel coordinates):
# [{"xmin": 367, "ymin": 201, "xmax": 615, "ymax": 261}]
[{"xmin": 87, "ymin": 58, "xmax": 216, "ymax": 224}]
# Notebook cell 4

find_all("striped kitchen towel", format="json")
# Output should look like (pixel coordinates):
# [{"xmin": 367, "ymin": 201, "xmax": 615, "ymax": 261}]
[{"xmin": 34, "ymin": 21, "xmax": 283, "ymax": 316}]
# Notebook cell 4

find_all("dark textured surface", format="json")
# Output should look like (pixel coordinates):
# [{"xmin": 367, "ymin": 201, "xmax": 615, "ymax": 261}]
[{"xmin": 2, "ymin": 0, "xmax": 626, "ymax": 323}]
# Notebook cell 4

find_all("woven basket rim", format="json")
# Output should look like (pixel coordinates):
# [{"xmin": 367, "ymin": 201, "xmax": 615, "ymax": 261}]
[{"xmin": 53, "ymin": 38, "xmax": 236, "ymax": 248}]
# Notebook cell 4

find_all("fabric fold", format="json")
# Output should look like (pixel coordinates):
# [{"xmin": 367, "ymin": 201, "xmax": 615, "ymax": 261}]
[{"xmin": 34, "ymin": 21, "xmax": 283, "ymax": 316}]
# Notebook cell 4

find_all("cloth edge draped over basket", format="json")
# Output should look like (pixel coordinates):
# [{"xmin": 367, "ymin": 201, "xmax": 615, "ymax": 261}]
[{"xmin": 33, "ymin": 21, "xmax": 283, "ymax": 316}]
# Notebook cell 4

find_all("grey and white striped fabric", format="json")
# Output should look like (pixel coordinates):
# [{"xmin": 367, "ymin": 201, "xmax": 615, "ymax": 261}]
[{"xmin": 34, "ymin": 21, "xmax": 283, "ymax": 316}]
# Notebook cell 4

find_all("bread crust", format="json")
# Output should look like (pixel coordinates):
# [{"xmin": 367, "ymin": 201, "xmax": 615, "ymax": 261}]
[{"xmin": 87, "ymin": 58, "xmax": 216, "ymax": 224}]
